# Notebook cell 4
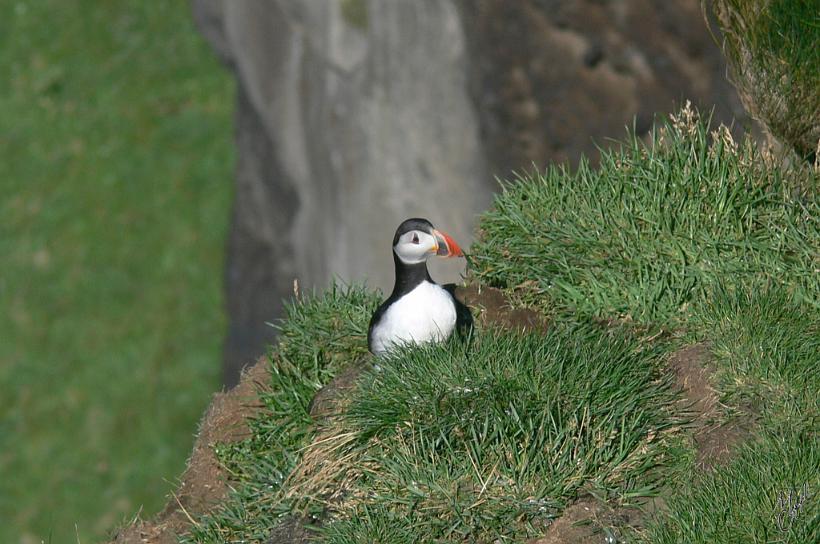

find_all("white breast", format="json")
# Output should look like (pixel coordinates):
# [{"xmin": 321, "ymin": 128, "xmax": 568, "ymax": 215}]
[{"xmin": 371, "ymin": 281, "xmax": 457, "ymax": 356}]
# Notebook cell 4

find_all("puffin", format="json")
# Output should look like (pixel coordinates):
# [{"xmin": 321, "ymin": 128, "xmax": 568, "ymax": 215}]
[{"xmin": 368, "ymin": 218, "xmax": 466, "ymax": 356}]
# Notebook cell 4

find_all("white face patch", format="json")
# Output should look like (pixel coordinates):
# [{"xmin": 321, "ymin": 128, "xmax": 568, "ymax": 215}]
[{"xmin": 394, "ymin": 230, "xmax": 437, "ymax": 264}]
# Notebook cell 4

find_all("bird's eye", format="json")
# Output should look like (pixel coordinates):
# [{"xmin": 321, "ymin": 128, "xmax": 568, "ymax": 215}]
[{"xmin": 411, "ymin": 233, "xmax": 420, "ymax": 244}]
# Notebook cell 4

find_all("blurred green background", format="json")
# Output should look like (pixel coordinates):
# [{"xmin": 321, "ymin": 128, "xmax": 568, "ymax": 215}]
[{"xmin": 0, "ymin": 1, "xmax": 233, "ymax": 542}]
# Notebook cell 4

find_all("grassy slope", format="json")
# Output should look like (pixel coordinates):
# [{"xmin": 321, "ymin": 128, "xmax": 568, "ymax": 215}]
[
  {"xmin": 471, "ymin": 106, "xmax": 818, "ymax": 325},
  {"xmin": 0, "ymin": 2, "xmax": 232, "ymax": 542},
  {"xmin": 185, "ymin": 109, "xmax": 818, "ymax": 543},
  {"xmin": 323, "ymin": 328, "xmax": 682, "ymax": 542},
  {"xmin": 190, "ymin": 289, "xmax": 687, "ymax": 543},
  {"xmin": 474, "ymin": 108, "xmax": 819, "ymax": 543},
  {"xmin": 711, "ymin": 0, "xmax": 820, "ymax": 161},
  {"xmin": 193, "ymin": 285, "xmax": 382, "ymax": 542},
  {"xmin": 474, "ymin": 107, "xmax": 819, "ymax": 542},
  {"xmin": 643, "ymin": 287, "xmax": 819, "ymax": 543}
]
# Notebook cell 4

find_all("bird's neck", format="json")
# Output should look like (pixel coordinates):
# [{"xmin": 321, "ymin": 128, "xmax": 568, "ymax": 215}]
[{"xmin": 391, "ymin": 252, "xmax": 432, "ymax": 298}]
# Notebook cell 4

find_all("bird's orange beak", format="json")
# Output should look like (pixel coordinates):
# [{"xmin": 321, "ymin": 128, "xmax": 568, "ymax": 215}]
[{"xmin": 432, "ymin": 229, "xmax": 463, "ymax": 258}]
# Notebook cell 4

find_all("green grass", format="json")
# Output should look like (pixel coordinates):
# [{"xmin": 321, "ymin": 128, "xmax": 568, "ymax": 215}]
[
  {"xmin": 642, "ymin": 286, "xmax": 819, "ymax": 543},
  {"xmin": 188, "ymin": 289, "xmax": 685, "ymax": 542},
  {"xmin": 709, "ymin": 0, "xmax": 820, "ymax": 160},
  {"xmin": 319, "ymin": 505, "xmax": 418, "ymax": 544},
  {"xmin": 188, "ymin": 285, "xmax": 381, "ymax": 543},
  {"xmin": 0, "ymin": 1, "xmax": 233, "ymax": 542},
  {"xmin": 646, "ymin": 424, "xmax": 818, "ymax": 543},
  {"xmin": 183, "ymin": 107, "xmax": 818, "ymax": 543},
  {"xmin": 320, "ymin": 326, "xmax": 682, "ymax": 542},
  {"xmin": 693, "ymin": 285, "xmax": 819, "ymax": 421},
  {"xmin": 470, "ymin": 106, "xmax": 818, "ymax": 325},
  {"xmin": 469, "ymin": 109, "xmax": 819, "ymax": 542}
]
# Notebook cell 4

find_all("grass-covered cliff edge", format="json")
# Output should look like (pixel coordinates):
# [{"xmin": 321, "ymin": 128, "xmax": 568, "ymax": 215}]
[{"xmin": 112, "ymin": 107, "xmax": 819, "ymax": 544}]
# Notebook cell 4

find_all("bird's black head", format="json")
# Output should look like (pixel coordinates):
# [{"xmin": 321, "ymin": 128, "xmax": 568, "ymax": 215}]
[{"xmin": 392, "ymin": 217, "xmax": 435, "ymax": 246}]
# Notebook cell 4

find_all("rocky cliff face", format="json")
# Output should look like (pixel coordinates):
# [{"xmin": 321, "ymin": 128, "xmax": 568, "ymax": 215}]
[
  {"xmin": 192, "ymin": 0, "xmax": 748, "ymax": 385},
  {"xmin": 459, "ymin": 0, "xmax": 749, "ymax": 175},
  {"xmin": 193, "ymin": 0, "xmax": 491, "ymax": 384}
]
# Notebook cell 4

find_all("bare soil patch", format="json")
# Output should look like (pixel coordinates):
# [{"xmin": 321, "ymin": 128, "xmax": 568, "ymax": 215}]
[
  {"xmin": 454, "ymin": 283, "xmax": 547, "ymax": 332},
  {"xmin": 308, "ymin": 358, "xmax": 369, "ymax": 420},
  {"xmin": 668, "ymin": 343, "xmax": 751, "ymax": 470},
  {"xmin": 529, "ymin": 498, "xmax": 629, "ymax": 544}
]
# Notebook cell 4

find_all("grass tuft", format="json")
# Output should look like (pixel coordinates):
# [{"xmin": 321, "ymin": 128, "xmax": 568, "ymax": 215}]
[
  {"xmin": 692, "ymin": 284, "xmax": 819, "ymax": 421},
  {"xmin": 645, "ymin": 424, "xmax": 818, "ymax": 543},
  {"xmin": 708, "ymin": 0, "xmax": 820, "ymax": 161},
  {"xmin": 307, "ymin": 325, "xmax": 682, "ymax": 542},
  {"xmin": 471, "ymin": 105, "xmax": 818, "ymax": 325},
  {"xmin": 318, "ymin": 504, "xmax": 421, "ymax": 544}
]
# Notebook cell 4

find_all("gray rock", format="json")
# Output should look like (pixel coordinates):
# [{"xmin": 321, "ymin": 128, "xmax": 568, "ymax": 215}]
[
  {"xmin": 193, "ymin": 0, "xmax": 491, "ymax": 385},
  {"xmin": 458, "ymin": 0, "xmax": 750, "ymax": 176},
  {"xmin": 191, "ymin": 0, "xmax": 747, "ymax": 385}
]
